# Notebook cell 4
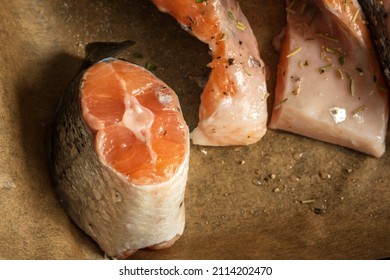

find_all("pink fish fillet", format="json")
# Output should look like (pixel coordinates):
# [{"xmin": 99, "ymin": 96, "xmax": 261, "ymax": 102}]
[
  {"xmin": 152, "ymin": 0, "xmax": 269, "ymax": 146},
  {"xmin": 270, "ymin": 0, "xmax": 389, "ymax": 157}
]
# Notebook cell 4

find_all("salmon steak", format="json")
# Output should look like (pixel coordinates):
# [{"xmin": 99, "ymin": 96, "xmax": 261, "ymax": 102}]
[
  {"xmin": 152, "ymin": 0, "xmax": 268, "ymax": 146},
  {"xmin": 51, "ymin": 42, "xmax": 190, "ymax": 259},
  {"xmin": 270, "ymin": 0, "xmax": 389, "ymax": 157}
]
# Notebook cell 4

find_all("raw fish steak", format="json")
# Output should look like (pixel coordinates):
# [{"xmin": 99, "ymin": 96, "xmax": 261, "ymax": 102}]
[{"xmin": 51, "ymin": 42, "xmax": 190, "ymax": 259}]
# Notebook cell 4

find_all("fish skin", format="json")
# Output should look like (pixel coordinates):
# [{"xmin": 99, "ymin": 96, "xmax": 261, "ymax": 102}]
[
  {"xmin": 359, "ymin": 0, "xmax": 390, "ymax": 89},
  {"xmin": 84, "ymin": 40, "xmax": 135, "ymax": 67},
  {"xmin": 51, "ymin": 43, "xmax": 189, "ymax": 258},
  {"xmin": 152, "ymin": 0, "xmax": 268, "ymax": 146},
  {"xmin": 270, "ymin": 0, "xmax": 389, "ymax": 157}
]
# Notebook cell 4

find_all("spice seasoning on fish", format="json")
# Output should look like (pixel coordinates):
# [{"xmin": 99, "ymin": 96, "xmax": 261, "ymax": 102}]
[
  {"xmin": 227, "ymin": 11, "xmax": 235, "ymax": 21},
  {"xmin": 286, "ymin": 46, "xmax": 302, "ymax": 58},
  {"xmin": 292, "ymin": 85, "xmax": 301, "ymax": 96},
  {"xmin": 351, "ymin": 7, "xmax": 361, "ymax": 23},
  {"xmin": 337, "ymin": 68, "xmax": 344, "ymax": 80},
  {"xmin": 320, "ymin": 46, "xmax": 332, "ymax": 61},
  {"xmin": 339, "ymin": 55, "xmax": 346, "ymax": 65},
  {"xmin": 263, "ymin": 92, "xmax": 270, "ymax": 101},
  {"xmin": 352, "ymin": 106, "xmax": 367, "ymax": 116},
  {"xmin": 355, "ymin": 67, "xmax": 364, "ymax": 75},
  {"xmin": 300, "ymin": 2, "xmax": 307, "ymax": 14},
  {"xmin": 286, "ymin": 7, "xmax": 296, "ymax": 14},
  {"xmin": 226, "ymin": 9, "xmax": 246, "ymax": 31},
  {"xmin": 188, "ymin": 16, "xmax": 195, "ymax": 25},
  {"xmin": 236, "ymin": 21, "xmax": 246, "ymax": 31},
  {"xmin": 243, "ymin": 67, "xmax": 252, "ymax": 76},
  {"xmin": 316, "ymin": 33, "xmax": 339, "ymax": 43},
  {"xmin": 292, "ymin": 77, "xmax": 302, "ymax": 95},
  {"xmin": 318, "ymin": 63, "xmax": 334, "ymax": 74},
  {"xmin": 325, "ymin": 47, "xmax": 346, "ymax": 56},
  {"xmin": 275, "ymin": 98, "xmax": 289, "ymax": 109},
  {"xmin": 286, "ymin": 0, "xmax": 296, "ymax": 14},
  {"xmin": 349, "ymin": 77, "xmax": 356, "ymax": 96}
]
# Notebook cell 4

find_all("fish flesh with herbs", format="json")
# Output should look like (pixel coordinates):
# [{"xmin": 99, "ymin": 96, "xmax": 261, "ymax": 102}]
[
  {"xmin": 152, "ymin": 0, "xmax": 268, "ymax": 146},
  {"xmin": 270, "ymin": 0, "xmax": 389, "ymax": 157},
  {"xmin": 51, "ymin": 42, "xmax": 190, "ymax": 259}
]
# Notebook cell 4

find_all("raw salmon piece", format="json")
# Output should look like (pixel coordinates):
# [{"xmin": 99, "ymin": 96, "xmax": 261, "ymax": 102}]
[
  {"xmin": 51, "ymin": 43, "xmax": 190, "ymax": 258},
  {"xmin": 270, "ymin": 0, "xmax": 389, "ymax": 157},
  {"xmin": 152, "ymin": 0, "xmax": 268, "ymax": 146},
  {"xmin": 359, "ymin": 0, "xmax": 390, "ymax": 88}
]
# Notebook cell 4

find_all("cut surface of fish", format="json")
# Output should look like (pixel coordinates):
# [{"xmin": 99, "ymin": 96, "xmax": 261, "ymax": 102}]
[
  {"xmin": 270, "ymin": 0, "xmax": 389, "ymax": 157},
  {"xmin": 152, "ymin": 0, "xmax": 268, "ymax": 146},
  {"xmin": 52, "ymin": 58, "xmax": 190, "ymax": 258}
]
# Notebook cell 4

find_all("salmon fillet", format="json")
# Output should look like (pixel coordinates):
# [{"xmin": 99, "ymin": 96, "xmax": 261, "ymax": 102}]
[{"xmin": 152, "ymin": 0, "xmax": 268, "ymax": 146}]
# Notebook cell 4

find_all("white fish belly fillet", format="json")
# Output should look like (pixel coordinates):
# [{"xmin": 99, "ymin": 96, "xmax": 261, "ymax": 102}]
[
  {"xmin": 152, "ymin": 0, "xmax": 268, "ymax": 146},
  {"xmin": 270, "ymin": 0, "xmax": 389, "ymax": 157}
]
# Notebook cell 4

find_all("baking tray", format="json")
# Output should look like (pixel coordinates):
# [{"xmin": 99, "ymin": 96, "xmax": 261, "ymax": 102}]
[{"xmin": 0, "ymin": 0, "xmax": 389, "ymax": 260}]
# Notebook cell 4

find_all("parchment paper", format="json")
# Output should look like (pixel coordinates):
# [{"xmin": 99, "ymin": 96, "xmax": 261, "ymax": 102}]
[{"xmin": 0, "ymin": 0, "xmax": 389, "ymax": 260}]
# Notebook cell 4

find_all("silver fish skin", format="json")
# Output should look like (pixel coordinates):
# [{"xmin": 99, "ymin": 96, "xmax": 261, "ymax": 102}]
[{"xmin": 359, "ymin": 0, "xmax": 390, "ymax": 89}]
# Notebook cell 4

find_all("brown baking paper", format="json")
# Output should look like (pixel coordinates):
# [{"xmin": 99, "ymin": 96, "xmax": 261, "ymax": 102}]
[{"xmin": 0, "ymin": 0, "xmax": 389, "ymax": 260}]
